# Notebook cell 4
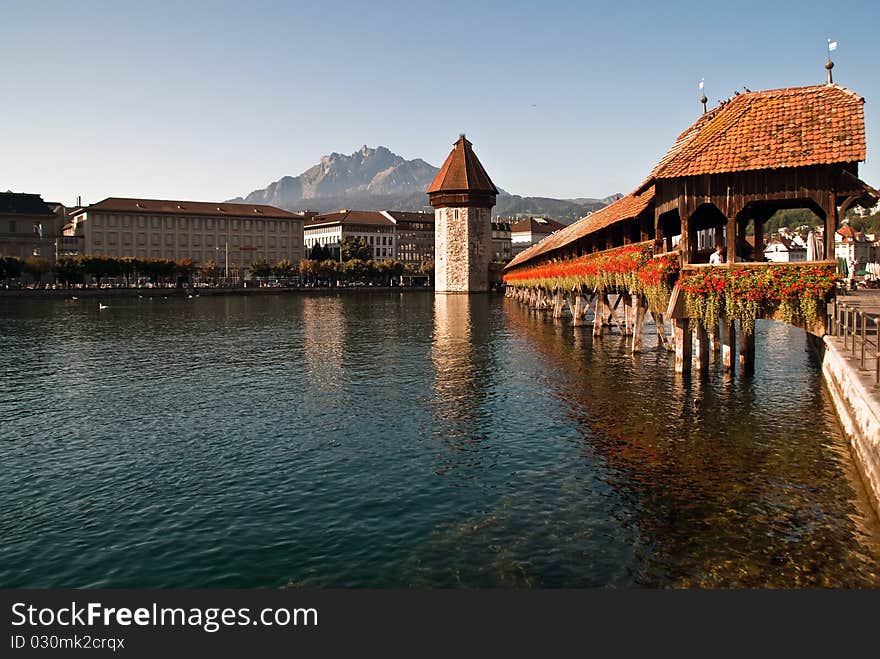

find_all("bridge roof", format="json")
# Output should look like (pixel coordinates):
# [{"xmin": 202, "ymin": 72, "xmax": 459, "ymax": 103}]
[
  {"xmin": 643, "ymin": 84, "xmax": 866, "ymax": 184},
  {"xmin": 506, "ymin": 186, "xmax": 654, "ymax": 270}
]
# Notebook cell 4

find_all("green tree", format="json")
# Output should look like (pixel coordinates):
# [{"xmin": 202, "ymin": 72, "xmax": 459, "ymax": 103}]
[
  {"xmin": 174, "ymin": 258, "xmax": 197, "ymax": 284},
  {"xmin": 250, "ymin": 258, "xmax": 272, "ymax": 278},
  {"xmin": 299, "ymin": 259, "xmax": 317, "ymax": 284},
  {"xmin": 2, "ymin": 256, "xmax": 24, "ymax": 282},
  {"xmin": 23, "ymin": 257, "xmax": 51, "ymax": 285},
  {"xmin": 54, "ymin": 256, "xmax": 84, "ymax": 286},
  {"xmin": 273, "ymin": 259, "xmax": 295, "ymax": 278},
  {"xmin": 200, "ymin": 259, "xmax": 219, "ymax": 282},
  {"xmin": 341, "ymin": 236, "xmax": 371, "ymax": 261},
  {"xmin": 317, "ymin": 259, "xmax": 339, "ymax": 284}
]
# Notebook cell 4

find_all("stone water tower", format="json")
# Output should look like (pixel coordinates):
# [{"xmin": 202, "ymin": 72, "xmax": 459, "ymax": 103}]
[{"xmin": 427, "ymin": 135, "xmax": 498, "ymax": 293}]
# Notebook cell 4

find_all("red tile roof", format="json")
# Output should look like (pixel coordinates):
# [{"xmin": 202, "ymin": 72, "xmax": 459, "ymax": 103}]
[
  {"xmin": 427, "ymin": 135, "xmax": 498, "ymax": 194},
  {"xmin": 76, "ymin": 197, "xmax": 301, "ymax": 219},
  {"xmin": 645, "ymin": 84, "xmax": 866, "ymax": 181},
  {"xmin": 506, "ymin": 186, "xmax": 654, "ymax": 270},
  {"xmin": 306, "ymin": 209, "xmax": 395, "ymax": 227},
  {"xmin": 836, "ymin": 224, "xmax": 863, "ymax": 242}
]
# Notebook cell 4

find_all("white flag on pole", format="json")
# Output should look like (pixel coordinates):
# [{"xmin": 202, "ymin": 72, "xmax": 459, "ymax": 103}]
[
  {"xmin": 828, "ymin": 40, "xmax": 837, "ymax": 52},
  {"xmin": 699, "ymin": 78, "xmax": 704, "ymax": 90}
]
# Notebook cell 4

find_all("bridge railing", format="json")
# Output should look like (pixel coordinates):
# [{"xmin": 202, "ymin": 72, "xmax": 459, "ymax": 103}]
[{"xmin": 831, "ymin": 300, "xmax": 880, "ymax": 385}]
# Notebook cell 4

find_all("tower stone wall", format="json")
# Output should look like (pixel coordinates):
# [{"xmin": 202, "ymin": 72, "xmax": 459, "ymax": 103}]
[{"xmin": 434, "ymin": 206, "xmax": 490, "ymax": 293}]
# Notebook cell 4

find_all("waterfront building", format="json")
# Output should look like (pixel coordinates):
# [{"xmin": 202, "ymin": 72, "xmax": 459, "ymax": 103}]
[
  {"xmin": 0, "ymin": 192, "xmax": 58, "ymax": 263},
  {"xmin": 510, "ymin": 217, "xmax": 566, "ymax": 256},
  {"xmin": 835, "ymin": 223, "xmax": 873, "ymax": 265},
  {"xmin": 764, "ymin": 236, "xmax": 807, "ymax": 262},
  {"xmin": 65, "ymin": 197, "xmax": 304, "ymax": 272},
  {"xmin": 491, "ymin": 220, "xmax": 512, "ymax": 263},
  {"xmin": 428, "ymin": 135, "xmax": 498, "ymax": 293},
  {"xmin": 304, "ymin": 210, "xmax": 397, "ymax": 260},
  {"xmin": 381, "ymin": 210, "xmax": 435, "ymax": 266}
]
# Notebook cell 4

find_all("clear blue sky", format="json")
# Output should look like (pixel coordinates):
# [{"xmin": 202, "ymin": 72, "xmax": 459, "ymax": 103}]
[{"xmin": 2, "ymin": 0, "xmax": 878, "ymax": 206}]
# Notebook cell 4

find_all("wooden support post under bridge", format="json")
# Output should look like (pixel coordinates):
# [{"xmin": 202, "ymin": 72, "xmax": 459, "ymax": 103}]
[
  {"xmin": 721, "ymin": 318, "xmax": 736, "ymax": 373},
  {"xmin": 571, "ymin": 293, "xmax": 587, "ymax": 326},
  {"xmin": 654, "ymin": 312, "xmax": 673, "ymax": 351},
  {"xmin": 553, "ymin": 290, "xmax": 565, "ymax": 319},
  {"xmin": 738, "ymin": 327, "xmax": 755, "ymax": 374},
  {"xmin": 694, "ymin": 323, "xmax": 710, "ymax": 372},
  {"xmin": 593, "ymin": 293, "xmax": 604, "ymax": 337},
  {"xmin": 674, "ymin": 318, "xmax": 692, "ymax": 373},
  {"xmin": 631, "ymin": 295, "xmax": 647, "ymax": 354}
]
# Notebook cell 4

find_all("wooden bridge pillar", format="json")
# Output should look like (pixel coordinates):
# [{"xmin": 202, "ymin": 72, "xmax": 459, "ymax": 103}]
[
  {"xmin": 720, "ymin": 318, "xmax": 736, "ymax": 372},
  {"xmin": 674, "ymin": 318, "xmax": 692, "ymax": 373},
  {"xmin": 593, "ymin": 293, "xmax": 604, "ymax": 336},
  {"xmin": 631, "ymin": 295, "xmax": 647, "ymax": 354},
  {"xmin": 553, "ymin": 290, "xmax": 565, "ymax": 318},
  {"xmin": 694, "ymin": 323, "xmax": 710, "ymax": 372},
  {"xmin": 624, "ymin": 297, "xmax": 633, "ymax": 335},
  {"xmin": 738, "ymin": 329, "xmax": 755, "ymax": 374},
  {"xmin": 571, "ymin": 293, "xmax": 587, "ymax": 326},
  {"xmin": 709, "ymin": 323, "xmax": 720, "ymax": 353}
]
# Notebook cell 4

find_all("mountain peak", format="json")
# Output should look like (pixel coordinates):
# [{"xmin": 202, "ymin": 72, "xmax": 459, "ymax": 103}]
[{"xmin": 227, "ymin": 145, "xmax": 615, "ymax": 222}]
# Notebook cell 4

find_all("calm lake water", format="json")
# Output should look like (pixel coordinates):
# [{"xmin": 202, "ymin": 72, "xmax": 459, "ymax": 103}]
[{"xmin": 2, "ymin": 292, "xmax": 879, "ymax": 587}]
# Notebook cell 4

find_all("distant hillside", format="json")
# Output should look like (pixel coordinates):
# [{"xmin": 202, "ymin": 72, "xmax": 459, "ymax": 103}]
[{"xmin": 228, "ymin": 145, "xmax": 614, "ymax": 223}]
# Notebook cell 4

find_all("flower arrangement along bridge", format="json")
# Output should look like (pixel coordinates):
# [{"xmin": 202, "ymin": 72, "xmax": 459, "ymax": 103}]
[{"xmin": 503, "ymin": 80, "xmax": 877, "ymax": 374}]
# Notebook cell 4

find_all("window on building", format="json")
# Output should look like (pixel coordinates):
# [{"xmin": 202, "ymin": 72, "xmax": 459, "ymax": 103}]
[{"xmin": 9, "ymin": 220, "xmax": 16, "ymax": 233}]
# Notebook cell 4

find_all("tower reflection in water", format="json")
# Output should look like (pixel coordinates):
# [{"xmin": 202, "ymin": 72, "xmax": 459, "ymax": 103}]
[{"xmin": 430, "ymin": 294, "xmax": 493, "ymax": 474}]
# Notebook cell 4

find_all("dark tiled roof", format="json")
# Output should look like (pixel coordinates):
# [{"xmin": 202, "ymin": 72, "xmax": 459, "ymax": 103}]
[
  {"xmin": 427, "ymin": 135, "xmax": 498, "ymax": 194},
  {"xmin": 510, "ymin": 217, "xmax": 567, "ymax": 234},
  {"xmin": 506, "ymin": 186, "xmax": 654, "ymax": 270},
  {"xmin": 0, "ymin": 192, "xmax": 55, "ymax": 216},
  {"xmin": 646, "ymin": 84, "xmax": 866, "ymax": 181},
  {"xmin": 75, "ymin": 197, "xmax": 301, "ymax": 219},
  {"xmin": 307, "ymin": 209, "xmax": 395, "ymax": 227}
]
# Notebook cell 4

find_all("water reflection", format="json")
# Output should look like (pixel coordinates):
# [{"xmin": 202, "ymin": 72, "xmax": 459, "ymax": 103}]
[
  {"xmin": 501, "ymin": 300, "xmax": 880, "ymax": 586},
  {"xmin": 430, "ymin": 294, "xmax": 493, "ymax": 476}
]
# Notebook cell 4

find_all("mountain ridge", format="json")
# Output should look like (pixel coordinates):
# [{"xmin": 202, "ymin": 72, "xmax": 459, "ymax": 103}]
[{"xmin": 227, "ymin": 146, "xmax": 617, "ymax": 223}]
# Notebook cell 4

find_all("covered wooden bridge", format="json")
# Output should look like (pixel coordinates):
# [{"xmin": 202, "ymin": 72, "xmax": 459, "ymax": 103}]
[{"xmin": 504, "ymin": 81, "xmax": 878, "ymax": 373}]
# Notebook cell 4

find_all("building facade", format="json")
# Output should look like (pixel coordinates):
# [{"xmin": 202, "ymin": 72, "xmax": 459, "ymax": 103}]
[
  {"xmin": 304, "ymin": 210, "xmax": 397, "ymax": 260},
  {"xmin": 835, "ymin": 223, "xmax": 873, "ymax": 265},
  {"xmin": 0, "ymin": 192, "xmax": 59, "ymax": 263},
  {"xmin": 510, "ymin": 217, "xmax": 566, "ymax": 256},
  {"xmin": 382, "ymin": 211, "xmax": 434, "ymax": 266},
  {"xmin": 491, "ymin": 220, "xmax": 512, "ymax": 263},
  {"xmin": 764, "ymin": 237, "xmax": 806, "ymax": 262},
  {"xmin": 65, "ymin": 198, "xmax": 304, "ymax": 272}
]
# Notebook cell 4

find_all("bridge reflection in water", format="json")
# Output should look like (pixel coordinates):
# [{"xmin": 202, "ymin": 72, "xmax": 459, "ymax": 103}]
[{"xmin": 401, "ymin": 294, "xmax": 880, "ymax": 587}]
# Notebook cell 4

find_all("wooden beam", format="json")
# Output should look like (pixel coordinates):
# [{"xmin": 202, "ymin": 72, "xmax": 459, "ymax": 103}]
[
  {"xmin": 632, "ymin": 295, "xmax": 647, "ymax": 354},
  {"xmin": 694, "ymin": 323, "xmax": 710, "ymax": 371},
  {"xmin": 738, "ymin": 328, "xmax": 755, "ymax": 374},
  {"xmin": 824, "ymin": 191, "xmax": 837, "ymax": 261},
  {"xmin": 680, "ymin": 213, "xmax": 691, "ymax": 265},
  {"xmin": 593, "ymin": 292, "xmax": 604, "ymax": 336},
  {"xmin": 553, "ymin": 290, "xmax": 565, "ymax": 318},
  {"xmin": 674, "ymin": 318, "xmax": 692, "ymax": 373},
  {"xmin": 726, "ymin": 215, "xmax": 737, "ymax": 264},
  {"xmin": 721, "ymin": 317, "xmax": 736, "ymax": 372}
]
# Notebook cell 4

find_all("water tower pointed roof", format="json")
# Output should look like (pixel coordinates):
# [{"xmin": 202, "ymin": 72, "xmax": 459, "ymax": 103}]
[{"xmin": 427, "ymin": 134, "xmax": 498, "ymax": 195}]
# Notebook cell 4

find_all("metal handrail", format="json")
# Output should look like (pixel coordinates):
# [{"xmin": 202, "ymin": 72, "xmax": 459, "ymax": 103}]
[{"xmin": 832, "ymin": 300, "xmax": 880, "ymax": 385}]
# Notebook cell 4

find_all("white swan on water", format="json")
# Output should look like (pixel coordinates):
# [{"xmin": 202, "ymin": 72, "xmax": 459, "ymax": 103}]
[{"xmin": 98, "ymin": 303, "xmax": 109, "ymax": 310}]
